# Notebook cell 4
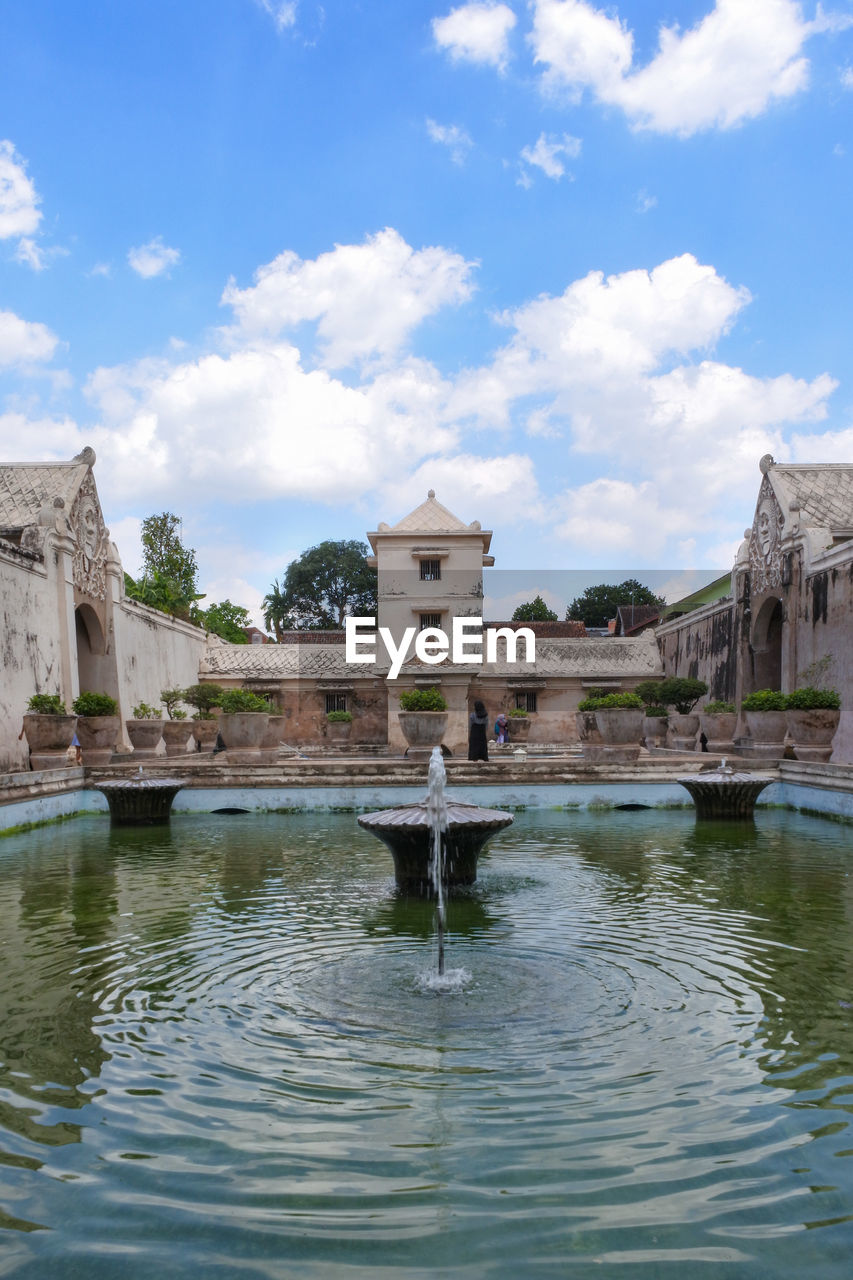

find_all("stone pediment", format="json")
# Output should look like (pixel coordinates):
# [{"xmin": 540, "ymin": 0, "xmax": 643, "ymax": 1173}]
[
  {"xmin": 0, "ymin": 447, "xmax": 110, "ymax": 598},
  {"xmin": 748, "ymin": 473, "xmax": 786, "ymax": 594}
]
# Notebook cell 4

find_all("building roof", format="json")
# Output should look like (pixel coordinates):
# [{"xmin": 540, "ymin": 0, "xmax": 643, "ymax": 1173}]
[
  {"xmin": 0, "ymin": 448, "xmax": 96, "ymax": 533},
  {"xmin": 367, "ymin": 489, "xmax": 493, "ymax": 558},
  {"xmin": 614, "ymin": 604, "xmax": 660, "ymax": 636},
  {"xmin": 767, "ymin": 460, "xmax": 853, "ymax": 532},
  {"xmin": 200, "ymin": 634, "xmax": 660, "ymax": 681}
]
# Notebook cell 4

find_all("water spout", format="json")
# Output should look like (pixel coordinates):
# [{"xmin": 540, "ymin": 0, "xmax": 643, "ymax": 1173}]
[{"xmin": 427, "ymin": 747, "xmax": 449, "ymax": 974}]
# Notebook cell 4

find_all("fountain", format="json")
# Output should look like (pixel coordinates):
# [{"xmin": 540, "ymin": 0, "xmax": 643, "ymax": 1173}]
[
  {"xmin": 94, "ymin": 765, "xmax": 184, "ymax": 825},
  {"xmin": 677, "ymin": 757, "xmax": 774, "ymax": 819},
  {"xmin": 357, "ymin": 747, "xmax": 513, "ymax": 894}
]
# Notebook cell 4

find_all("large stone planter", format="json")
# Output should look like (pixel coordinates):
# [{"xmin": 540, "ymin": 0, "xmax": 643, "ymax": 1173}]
[
  {"xmin": 22, "ymin": 713, "xmax": 78, "ymax": 771},
  {"xmin": 698, "ymin": 712, "xmax": 737, "ymax": 754},
  {"xmin": 218, "ymin": 712, "xmax": 270, "ymax": 764},
  {"xmin": 75, "ymin": 715, "xmax": 120, "ymax": 766},
  {"xmin": 191, "ymin": 718, "xmax": 219, "ymax": 752},
  {"xmin": 507, "ymin": 716, "xmax": 531, "ymax": 743},
  {"xmin": 785, "ymin": 708, "xmax": 840, "ymax": 762},
  {"xmin": 398, "ymin": 710, "xmax": 448, "ymax": 761},
  {"xmin": 162, "ymin": 720, "xmax": 193, "ymax": 757},
  {"xmin": 326, "ymin": 719, "xmax": 352, "ymax": 748},
  {"xmin": 669, "ymin": 713, "xmax": 700, "ymax": 752},
  {"xmin": 126, "ymin": 718, "xmax": 165, "ymax": 760},
  {"xmin": 261, "ymin": 714, "xmax": 287, "ymax": 762},
  {"xmin": 593, "ymin": 708, "xmax": 644, "ymax": 762},
  {"xmin": 642, "ymin": 713, "xmax": 668, "ymax": 750},
  {"xmin": 744, "ymin": 710, "xmax": 788, "ymax": 759},
  {"xmin": 577, "ymin": 710, "xmax": 603, "ymax": 760}
]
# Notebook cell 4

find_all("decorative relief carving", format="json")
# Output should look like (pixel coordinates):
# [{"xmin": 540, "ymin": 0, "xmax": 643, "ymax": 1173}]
[
  {"xmin": 748, "ymin": 476, "xmax": 785, "ymax": 594},
  {"xmin": 70, "ymin": 473, "xmax": 109, "ymax": 599}
]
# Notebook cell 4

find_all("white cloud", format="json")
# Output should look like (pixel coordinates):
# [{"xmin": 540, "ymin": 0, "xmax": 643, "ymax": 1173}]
[
  {"xmin": 519, "ymin": 131, "xmax": 581, "ymax": 181},
  {"xmin": 842, "ymin": 66, "xmax": 853, "ymax": 88},
  {"xmin": 0, "ymin": 140, "xmax": 41, "ymax": 240},
  {"xmin": 0, "ymin": 411, "xmax": 83, "ymax": 459},
  {"xmin": 530, "ymin": 0, "xmax": 833, "ymax": 136},
  {"xmin": 14, "ymin": 237, "xmax": 46, "ymax": 271},
  {"xmin": 128, "ymin": 237, "xmax": 181, "ymax": 279},
  {"xmin": 636, "ymin": 189, "xmax": 657, "ymax": 213},
  {"xmin": 0, "ymin": 310, "xmax": 59, "ymax": 367},
  {"xmin": 221, "ymin": 227, "xmax": 477, "ymax": 367},
  {"xmin": 433, "ymin": 3, "xmax": 518, "ymax": 71},
  {"xmin": 426, "ymin": 118, "xmax": 474, "ymax": 165},
  {"xmin": 258, "ymin": 1, "xmax": 297, "ymax": 31}
]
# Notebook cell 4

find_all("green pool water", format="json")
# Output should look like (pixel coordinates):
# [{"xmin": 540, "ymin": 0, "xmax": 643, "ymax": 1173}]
[{"xmin": 1, "ymin": 808, "xmax": 852, "ymax": 1278}]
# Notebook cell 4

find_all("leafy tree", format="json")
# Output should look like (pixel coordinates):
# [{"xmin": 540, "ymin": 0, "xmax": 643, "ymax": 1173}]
[
  {"xmin": 566, "ymin": 579, "xmax": 665, "ymax": 628},
  {"xmin": 512, "ymin": 595, "xmax": 558, "ymax": 622},
  {"xmin": 125, "ymin": 513, "xmax": 204, "ymax": 621},
  {"xmin": 266, "ymin": 540, "xmax": 377, "ymax": 632},
  {"xmin": 201, "ymin": 599, "xmax": 252, "ymax": 644}
]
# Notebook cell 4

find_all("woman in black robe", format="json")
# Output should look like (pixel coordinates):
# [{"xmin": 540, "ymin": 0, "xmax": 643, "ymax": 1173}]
[{"xmin": 468, "ymin": 699, "xmax": 489, "ymax": 761}]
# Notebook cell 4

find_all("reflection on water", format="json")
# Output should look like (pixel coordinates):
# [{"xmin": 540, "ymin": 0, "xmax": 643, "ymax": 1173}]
[{"xmin": 0, "ymin": 808, "xmax": 852, "ymax": 1277}]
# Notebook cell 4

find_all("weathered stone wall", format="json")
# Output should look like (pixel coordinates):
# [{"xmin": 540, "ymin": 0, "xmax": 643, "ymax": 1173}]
[
  {"xmin": 657, "ymin": 599, "xmax": 737, "ymax": 704},
  {"xmin": 0, "ymin": 546, "xmax": 63, "ymax": 772},
  {"xmin": 114, "ymin": 599, "xmax": 208, "ymax": 726}
]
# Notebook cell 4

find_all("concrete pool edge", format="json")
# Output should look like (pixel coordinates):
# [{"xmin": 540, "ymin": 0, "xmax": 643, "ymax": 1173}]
[{"xmin": 2, "ymin": 757, "xmax": 852, "ymax": 833}]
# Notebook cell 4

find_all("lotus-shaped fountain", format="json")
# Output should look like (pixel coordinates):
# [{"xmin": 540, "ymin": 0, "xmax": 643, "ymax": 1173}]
[
  {"xmin": 677, "ymin": 759, "xmax": 774, "ymax": 820},
  {"xmin": 95, "ymin": 767, "xmax": 184, "ymax": 825}
]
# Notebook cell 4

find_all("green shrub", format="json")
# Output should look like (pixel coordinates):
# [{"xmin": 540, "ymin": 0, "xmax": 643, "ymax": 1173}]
[
  {"xmin": 131, "ymin": 701, "xmax": 162, "ymax": 720},
  {"xmin": 27, "ymin": 693, "xmax": 67, "ymax": 715},
  {"xmin": 742, "ymin": 689, "xmax": 787, "ymax": 712},
  {"xmin": 577, "ymin": 694, "xmax": 606, "ymax": 711},
  {"xmin": 160, "ymin": 688, "xmax": 187, "ymax": 720},
  {"xmin": 643, "ymin": 705, "xmax": 669, "ymax": 718},
  {"xmin": 657, "ymin": 677, "xmax": 708, "ymax": 715},
  {"xmin": 785, "ymin": 686, "xmax": 841, "ymax": 711},
  {"xmin": 587, "ymin": 691, "xmax": 643, "ymax": 711},
  {"xmin": 509, "ymin": 707, "xmax": 529, "ymax": 717},
  {"xmin": 326, "ymin": 710, "xmax": 352, "ymax": 723},
  {"xmin": 72, "ymin": 691, "xmax": 119, "ymax": 717},
  {"xmin": 633, "ymin": 680, "xmax": 666, "ymax": 708},
  {"xmin": 703, "ymin": 701, "xmax": 736, "ymax": 714},
  {"xmin": 219, "ymin": 689, "xmax": 270, "ymax": 714},
  {"xmin": 398, "ymin": 687, "xmax": 447, "ymax": 712},
  {"xmin": 182, "ymin": 683, "xmax": 225, "ymax": 717}
]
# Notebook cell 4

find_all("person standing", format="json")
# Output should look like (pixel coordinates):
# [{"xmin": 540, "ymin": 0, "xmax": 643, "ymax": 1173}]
[{"xmin": 468, "ymin": 699, "xmax": 489, "ymax": 762}]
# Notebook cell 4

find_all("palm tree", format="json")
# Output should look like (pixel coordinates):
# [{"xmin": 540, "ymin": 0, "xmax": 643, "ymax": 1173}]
[{"xmin": 262, "ymin": 578, "xmax": 291, "ymax": 643}]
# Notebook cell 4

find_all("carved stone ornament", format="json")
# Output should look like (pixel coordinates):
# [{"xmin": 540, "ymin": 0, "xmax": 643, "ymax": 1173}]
[
  {"xmin": 70, "ymin": 473, "xmax": 109, "ymax": 599},
  {"xmin": 748, "ymin": 475, "xmax": 785, "ymax": 594}
]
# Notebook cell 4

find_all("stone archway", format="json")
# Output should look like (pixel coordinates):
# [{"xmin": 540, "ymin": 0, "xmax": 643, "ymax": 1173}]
[
  {"xmin": 75, "ymin": 604, "xmax": 118, "ymax": 700},
  {"xmin": 750, "ymin": 596, "xmax": 784, "ymax": 692}
]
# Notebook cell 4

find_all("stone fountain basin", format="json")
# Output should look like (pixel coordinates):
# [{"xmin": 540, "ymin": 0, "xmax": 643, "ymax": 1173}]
[
  {"xmin": 95, "ymin": 776, "xmax": 184, "ymax": 825},
  {"xmin": 677, "ymin": 766, "xmax": 774, "ymax": 820},
  {"xmin": 358, "ymin": 799, "xmax": 513, "ymax": 893}
]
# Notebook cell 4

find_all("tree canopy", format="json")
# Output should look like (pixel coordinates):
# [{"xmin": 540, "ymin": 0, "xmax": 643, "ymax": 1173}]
[
  {"xmin": 200, "ymin": 599, "xmax": 252, "ymax": 644},
  {"xmin": 264, "ymin": 540, "xmax": 377, "ymax": 637},
  {"xmin": 511, "ymin": 595, "xmax": 558, "ymax": 622},
  {"xmin": 125, "ymin": 512, "xmax": 204, "ymax": 620},
  {"xmin": 566, "ymin": 579, "xmax": 665, "ymax": 628}
]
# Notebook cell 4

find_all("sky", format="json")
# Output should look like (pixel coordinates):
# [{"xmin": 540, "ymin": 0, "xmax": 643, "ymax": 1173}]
[{"xmin": 2, "ymin": 0, "xmax": 853, "ymax": 627}]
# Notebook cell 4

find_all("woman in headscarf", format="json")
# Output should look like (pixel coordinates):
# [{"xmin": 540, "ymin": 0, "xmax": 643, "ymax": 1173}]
[{"xmin": 468, "ymin": 699, "xmax": 489, "ymax": 762}]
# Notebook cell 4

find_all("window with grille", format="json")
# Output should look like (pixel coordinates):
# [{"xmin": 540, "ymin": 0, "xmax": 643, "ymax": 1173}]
[
  {"xmin": 325, "ymin": 693, "xmax": 348, "ymax": 714},
  {"xmin": 419, "ymin": 559, "xmax": 441, "ymax": 581},
  {"xmin": 419, "ymin": 613, "xmax": 442, "ymax": 631},
  {"xmin": 515, "ymin": 692, "xmax": 537, "ymax": 713}
]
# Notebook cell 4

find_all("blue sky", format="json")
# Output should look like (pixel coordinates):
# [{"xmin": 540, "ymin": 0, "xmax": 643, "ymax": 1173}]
[{"xmin": 2, "ymin": 0, "xmax": 853, "ymax": 625}]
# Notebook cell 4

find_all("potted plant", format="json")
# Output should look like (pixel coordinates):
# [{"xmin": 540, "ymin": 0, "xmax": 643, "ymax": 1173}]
[
  {"xmin": 507, "ymin": 707, "xmax": 531, "ymax": 743},
  {"xmin": 586, "ymin": 691, "xmax": 644, "ymax": 762},
  {"xmin": 742, "ymin": 689, "xmax": 788, "ymax": 758},
  {"xmin": 785, "ymin": 687, "xmax": 841, "ymax": 762},
  {"xmin": 326, "ymin": 709, "xmax": 353, "ymax": 745},
  {"xmin": 160, "ymin": 688, "xmax": 193, "ymax": 756},
  {"xmin": 398, "ymin": 687, "xmax": 448, "ymax": 760},
  {"xmin": 698, "ymin": 701, "xmax": 737, "ymax": 754},
  {"xmin": 218, "ymin": 689, "xmax": 271, "ymax": 761},
  {"xmin": 183, "ymin": 683, "xmax": 225, "ymax": 752},
  {"xmin": 126, "ymin": 700, "xmax": 165, "ymax": 758},
  {"xmin": 22, "ymin": 693, "xmax": 78, "ymax": 771},
  {"xmin": 658, "ymin": 677, "xmax": 708, "ymax": 751},
  {"xmin": 72, "ymin": 691, "xmax": 120, "ymax": 765},
  {"xmin": 634, "ymin": 680, "xmax": 669, "ymax": 749}
]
